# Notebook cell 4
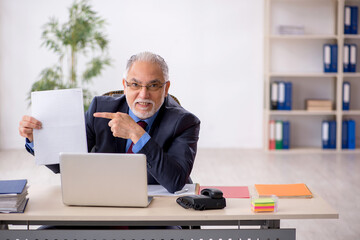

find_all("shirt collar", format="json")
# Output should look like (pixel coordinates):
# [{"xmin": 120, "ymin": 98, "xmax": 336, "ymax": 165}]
[{"xmin": 128, "ymin": 108, "xmax": 159, "ymax": 131}]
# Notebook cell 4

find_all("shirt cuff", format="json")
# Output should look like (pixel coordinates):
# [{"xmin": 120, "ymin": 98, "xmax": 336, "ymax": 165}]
[
  {"xmin": 25, "ymin": 138, "xmax": 35, "ymax": 155},
  {"xmin": 132, "ymin": 132, "xmax": 151, "ymax": 153}
]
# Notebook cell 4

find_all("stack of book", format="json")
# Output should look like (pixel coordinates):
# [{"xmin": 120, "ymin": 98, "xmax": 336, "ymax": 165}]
[
  {"xmin": 269, "ymin": 120, "xmax": 290, "ymax": 150},
  {"xmin": 270, "ymin": 81, "xmax": 292, "ymax": 110},
  {"xmin": 306, "ymin": 99, "xmax": 332, "ymax": 111},
  {"xmin": 0, "ymin": 179, "xmax": 29, "ymax": 213},
  {"xmin": 251, "ymin": 197, "xmax": 276, "ymax": 213}
]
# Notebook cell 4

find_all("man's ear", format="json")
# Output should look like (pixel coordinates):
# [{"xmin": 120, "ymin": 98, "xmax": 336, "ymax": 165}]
[
  {"xmin": 165, "ymin": 81, "xmax": 170, "ymax": 97},
  {"xmin": 122, "ymin": 79, "xmax": 127, "ymax": 94}
]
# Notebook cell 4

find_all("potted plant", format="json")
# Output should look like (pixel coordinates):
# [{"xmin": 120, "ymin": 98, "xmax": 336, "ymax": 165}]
[{"xmin": 28, "ymin": 0, "xmax": 111, "ymax": 110}]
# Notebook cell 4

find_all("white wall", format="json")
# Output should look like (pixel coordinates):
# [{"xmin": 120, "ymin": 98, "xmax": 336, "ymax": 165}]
[{"xmin": 0, "ymin": 0, "xmax": 264, "ymax": 150}]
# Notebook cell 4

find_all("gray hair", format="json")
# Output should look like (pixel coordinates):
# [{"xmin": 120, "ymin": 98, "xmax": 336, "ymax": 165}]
[{"xmin": 123, "ymin": 52, "xmax": 169, "ymax": 82}]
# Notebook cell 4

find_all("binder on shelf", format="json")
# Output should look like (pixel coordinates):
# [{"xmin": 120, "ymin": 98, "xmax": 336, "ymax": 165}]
[
  {"xmin": 329, "ymin": 120, "xmax": 337, "ymax": 149},
  {"xmin": 275, "ymin": 121, "xmax": 283, "ymax": 149},
  {"xmin": 345, "ymin": 6, "xmax": 352, "ymax": 34},
  {"xmin": 277, "ymin": 82, "xmax": 286, "ymax": 110},
  {"xmin": 323, "ymin": 44, "xmax": 337, "ymax": 73},
  {"xmin": 342, "ymin": 120, "xmax": 349, "ymax": 149},
  {"xmin": 331, "ymin": 45, "xmax": 338, "ymax": 72},
  {"xmin": 344, "ymin": 44, "xmax": 350, "ymax": 72},
  {"xmin": 269, "ymin": 120, "xmax": 276, "ymax": 150},
  {"xmin": 350, "ymin": 44, "xmax": 357, "ymax": 72},
  {"xmin": 322, "ymin": 121, "xmax": 330, "ymax": 149},
  {"xmin": 348, "ymin": 120, "xmax": 356, "ymax": 149},
  {"xmin": 324, "ymin": 44, "xmax": 332, "ymax": 72},
  {"xmin": 270, "ymin": 82, "xmax": 278, "ymax": 110},
  {"xmin": 343, "ymin": 81, "xmax": 350, "ymax": 110},
  {"xmin": 282, "ymin": 121, "xmax": 290, "ymax": 149},
  {"xmin": 284, "ymin": 82, "xmax": 292, "ymax": 110},
  {"xmin": 351, "ymin": 6, "xmax": 358, "ymax": 34}
]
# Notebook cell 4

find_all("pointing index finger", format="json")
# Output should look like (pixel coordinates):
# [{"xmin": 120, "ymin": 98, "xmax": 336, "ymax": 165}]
[{"xmin": 93, "ymin": 112, "xmax": 116, "ymax": 119}]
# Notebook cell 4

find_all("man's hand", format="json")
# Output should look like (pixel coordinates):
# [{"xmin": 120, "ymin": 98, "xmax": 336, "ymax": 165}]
[
  {"xmin": 93, "ymin": 112, "xmax": 146, "ymax": 144},
  {"xmin": 19, "ymin": 115, "xmax": 42, "ymax": 142}
]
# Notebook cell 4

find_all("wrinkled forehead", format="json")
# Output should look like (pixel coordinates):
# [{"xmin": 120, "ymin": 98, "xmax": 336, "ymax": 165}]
[{"xmin": 127, "ymin": 61, "xmax": 165, "ymax": 83}]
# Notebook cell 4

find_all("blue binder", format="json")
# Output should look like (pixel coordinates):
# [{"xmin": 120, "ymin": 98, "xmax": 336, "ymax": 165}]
[
  {"xmin": 343, "ymin": 44, "xmax": 350, "ymax": 72},
  {"xmin": 322, "ymin": 121, "xmax": 330, "ymax": 149},
  {"xmin": 284, "ymin": 82, "xmax": 292, "ymax": 110},
  {"xmin": 351, "ymin": 6, "xmax": 358, "ymax": 34},
  {"xmin": 282, "ymin": 121, "xmax": 290, "ymax": 149},
  {"xmin": 331, "ymin": 45, "xmax": 338, "ymax": 72},
  {"xmin": 343, "ymin": 81, "xmax": 350, "ymax": 110},
  {"xmin": 348, "ymin": 120, "xmax": 356, "ymax": 149},
  {"xmin": 342, "ymin": 120, "xmax": 348, "ymax": 149},
  {"xmin": 345, "ymin": 6, "xmax": 352, "ymax": 34},
  {"xmin": 329, "ymin": 120, "xmax": 337, "ymax": 149},
  {"xmin": 324, "ymin": 44, "xmax": 332, "ymax": 72},
  {"xmin": 277, "ymin": 82, "xmax": 286, "ymax": 110},
  {"xmin": 349, "ymin": 44, "xmax": 357, "ymax": 72}
]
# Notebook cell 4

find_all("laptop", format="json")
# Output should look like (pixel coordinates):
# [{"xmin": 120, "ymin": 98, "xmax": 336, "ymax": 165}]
[{"xmin": 59, "ymin": 152, "xmax": 153, "ymax": 207}]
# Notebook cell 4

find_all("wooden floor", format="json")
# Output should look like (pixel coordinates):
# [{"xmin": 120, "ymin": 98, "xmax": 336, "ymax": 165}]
[{"xmin": 1, "ymin": 148, "xmax": 359, "ymax": 239}]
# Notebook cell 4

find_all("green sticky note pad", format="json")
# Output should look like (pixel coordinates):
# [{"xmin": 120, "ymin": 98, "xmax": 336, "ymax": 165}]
[{"xmin": 252, "ymin": 198, "xmax": 274, "ymax": 204}]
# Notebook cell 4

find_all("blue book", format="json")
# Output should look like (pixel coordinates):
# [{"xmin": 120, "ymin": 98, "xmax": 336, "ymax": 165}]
[
  {"xmin": 344, "ymin": 44, "xmax": 350, "ymax": 72},
  {"xmin": 348, "ymin": 120, "xmax": 356, "ymax": 149},
  {"xmin": 350, "ymin": 44, "xmax": 357, "ymax": 72},
  {"xmin": 345, "ymin": 6, "xmax": 352, "ymax": 34},
  {"xmin": 351, "ymin": 6, "xmax": 358, "ymax": 34},
  {"xmin": 322, "ymin": 121, "xmax": 330, "ymax": 149},
  {"xmin": 0, "ymin": 179, "xmax": 27, "ymax": 194},
  {"xmin": 282, "ymin": 121, "xmax": 290, "ymax": 149},
  {"xmin": 342, "ymin": 120, "xmax": 348, "ymax": 149},
  {"xmin": 343, "ymin": 81, "xmax": 350, "ymax": 110},
  {"xmin": 331, "ymin": 44, "xmax": 338, "ymax": 72},
  {"xmin": 284, "ymin": 82, "xmax": 292, "ymax": 110},
  {"xmin": 324, "ymin": 44, "xmax": 332, "ymax": 72},
  {"xmin": 277, "ymin": 81, "xmax": 286, "ymax": 110},
  {"xmin": 329, "ymin": 120, "xmax": 337, "ymax": 149}
]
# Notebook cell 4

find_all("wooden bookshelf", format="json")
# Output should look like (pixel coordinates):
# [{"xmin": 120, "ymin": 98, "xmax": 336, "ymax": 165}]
[{"xmin": 264, "ymin": 0, "xmax": 360, "ymax": 152}]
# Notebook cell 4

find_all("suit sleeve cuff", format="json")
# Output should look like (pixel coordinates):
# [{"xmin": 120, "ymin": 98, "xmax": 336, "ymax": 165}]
[{"xmin": 132, "ymin": 132, "xmax": 151, "ymax": 153}]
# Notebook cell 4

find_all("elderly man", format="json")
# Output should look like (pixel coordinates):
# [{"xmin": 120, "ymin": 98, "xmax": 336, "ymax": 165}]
[{"xmin": 19, "ymin": 52, "xmax": 200, "ymax": 193}]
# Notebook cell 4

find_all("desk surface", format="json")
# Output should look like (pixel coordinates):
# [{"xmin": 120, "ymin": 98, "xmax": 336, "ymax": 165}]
[{"xmin": 0, "ymin": 184, "xmax": 338, "ymax": 224}]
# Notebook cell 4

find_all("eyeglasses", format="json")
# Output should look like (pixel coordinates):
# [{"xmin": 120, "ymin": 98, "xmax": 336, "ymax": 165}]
[{"xmin": 125, "ymin": 80, "xmax": 168, "ymax": 92}]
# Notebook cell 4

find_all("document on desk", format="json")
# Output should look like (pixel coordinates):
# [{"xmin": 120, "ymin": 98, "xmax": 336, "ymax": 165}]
[
  {"xmin": 148, "ymin": 184, "xmax": 198, "ymax": 196},
  {"xmin": 31, "ymin": 89, "xmax": 87, "ymax": 165}
]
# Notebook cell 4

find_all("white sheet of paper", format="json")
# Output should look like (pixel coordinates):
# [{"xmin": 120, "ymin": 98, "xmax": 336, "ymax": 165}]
[
  {"xmin": 31, "ymin": 89, "xmax": 87, "ymax": 165},
  {"xmin": 147, "ymin": 184, "xmax": 197, "ymax": 196}
]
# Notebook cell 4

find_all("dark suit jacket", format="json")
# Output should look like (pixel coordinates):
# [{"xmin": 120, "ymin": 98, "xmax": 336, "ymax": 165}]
[{"xmin": 35, "ymin": 95, "xmax": 200, "ymax": 193}]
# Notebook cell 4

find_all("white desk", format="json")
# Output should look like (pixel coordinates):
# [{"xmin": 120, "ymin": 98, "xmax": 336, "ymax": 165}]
[{"xmin": 0, "ymin": 184, "xmax": 338, "ymax": 240}]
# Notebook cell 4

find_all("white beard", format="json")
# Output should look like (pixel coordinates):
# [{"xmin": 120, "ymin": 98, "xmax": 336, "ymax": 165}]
[{"xmin": 128, "ymin": 97, "xmax": 164, "ymax": 119}]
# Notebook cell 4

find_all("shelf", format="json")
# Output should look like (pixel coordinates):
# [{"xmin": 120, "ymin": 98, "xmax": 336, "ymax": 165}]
[
  {"xmin": 268, "ymin": 148, "xmax": 360, "ymax": 153},
  {"xmin": 343, "ymin": 72, "xmax": 360, "ymax": 77},
  {"xmin": 269, "ymin": 110, "xmax": 337, "ymax": 116},
  {"xmin": 264, "ymin": 0, "xmax": 359, "ymax": 151},
  {"xmin": 342, "ymin": 110, "xmax": 360, "ymax": 115},
  {"xmin": 344, "ymin": 34, "xmax": 360, "ymax": 39},
  {"xmin": 269, "ymin": 73, "xmax": 337, "ymax": 77},
  {"xmin": 270, "ymin": 35, "xmax": 338, "ymax": 40}
]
